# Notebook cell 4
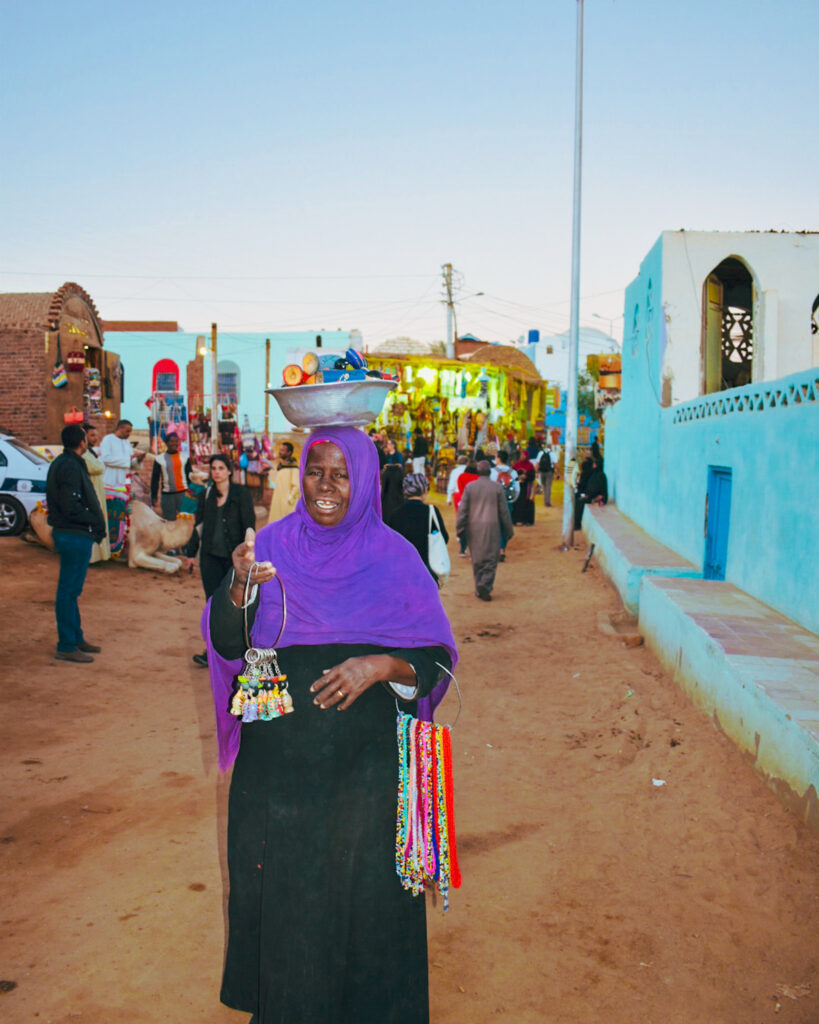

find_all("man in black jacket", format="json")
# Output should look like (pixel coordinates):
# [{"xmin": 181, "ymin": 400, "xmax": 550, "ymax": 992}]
[{"xmin": 46, "ymin": 424, "xmax": 107, "ymax": 663}]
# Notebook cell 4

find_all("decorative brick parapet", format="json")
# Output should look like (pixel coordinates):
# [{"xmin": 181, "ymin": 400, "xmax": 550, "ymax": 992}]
[{"xmin": 671, "ymin": 369, "xmax": 818, "ymax": 424}]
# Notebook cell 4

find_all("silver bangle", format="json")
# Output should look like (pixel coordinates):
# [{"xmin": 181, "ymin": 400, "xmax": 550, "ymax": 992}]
[{"xmin": 228, "ymin": 570, "xmax": 258, "ymax": 609}]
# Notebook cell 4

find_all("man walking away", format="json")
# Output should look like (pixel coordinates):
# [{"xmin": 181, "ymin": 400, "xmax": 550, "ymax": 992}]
[
  {"xmin": 537, "ymin": 446, "xmax": 554, "ymax": 507},
  {"xmin": 46, "ymin": 425, "xmax": 107, "ymax": 663},
  {"xmin": 150, "ymin": 432, "xmax": 191, "ymax": 521},
  {"xmin": 456, "ymin": 459, "xmax": 514, "ymax": 601}
]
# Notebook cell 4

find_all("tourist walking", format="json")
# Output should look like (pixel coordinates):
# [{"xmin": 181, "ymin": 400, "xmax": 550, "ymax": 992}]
[
  {"xmin": 186, "ymin": 454, "xmax": 255, "ymax": 667},
  {"xmin": 452, "ymin": 459, "xmax": 479, "ymax": 555},
  {"xmin": 150, "ymin": 432, "xmax": 192, "ymax": 521},
  {"xmin": 491, "ymin": 451, "xmax": 519, "ymax": 560},
  {"xmin": 388, "ymin": 472, "xmax": 450, "ymax": 586},
  {"xmin": 46, "ymin": 425, "xmax": 107, "ymax": 662},
  {"xmin": 411, "ymin": 427, "xmax": 429, "ymax": 474},
  {"xmin": 456, "ymin": 459, "xmax": 514, "ymax": 601},
  {"xmin": 205, "ymin": 426, "xmax": 457, "ymax": 1024},
  {"xmin": 537, "ymin": 445, "xmax": 554, "ymax": 507},
  {"xmin": 446, "ymin": 455, "xmax": 468, "ymax": 505}
]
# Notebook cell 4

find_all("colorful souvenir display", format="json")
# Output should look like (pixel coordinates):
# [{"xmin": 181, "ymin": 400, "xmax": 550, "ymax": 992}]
[
  {"xmin": 230, "ymin": 570, "xmax": 293, "ymax": 723},
  {"xmin": 279, "ymin": 348, "xmax": 393, "ymax": 387},
  {"xmin": 230, "ymin": 646, "xmax": 293, "ymax": 723},
  {"xmin": 395, "ymin": 711, "xmax": 461, "ymax": 910}
]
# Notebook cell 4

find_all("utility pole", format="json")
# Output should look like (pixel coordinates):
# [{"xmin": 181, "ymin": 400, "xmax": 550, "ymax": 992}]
[
  {"xmin": 264, "ymin": 337, "xmax": 271, "ymax": 436},
  {"xmin": 562, "ymin": 0, "xmax": 584, "ymax": 548},
  {"xmin": 442, "ymin": 263, "xmax": 455, "ymax": 358},
  {"xmin": 210, "ymin": 322, "xmax": 219, "ymax": 451}
]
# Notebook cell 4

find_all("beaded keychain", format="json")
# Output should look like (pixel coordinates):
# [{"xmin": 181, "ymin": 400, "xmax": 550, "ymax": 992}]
[
  {"xmin": 228, "ymin": 563, "xmax": 294, "ymax": 724},
  {"xmin": 395, "ymin": 664, "xmax": 462, "ymax": 910}
]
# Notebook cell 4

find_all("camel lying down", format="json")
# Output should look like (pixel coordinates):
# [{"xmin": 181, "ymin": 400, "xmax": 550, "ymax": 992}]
[{"xmin": 29, "ymin": 501, "xmax": 196, "ymax": 574}]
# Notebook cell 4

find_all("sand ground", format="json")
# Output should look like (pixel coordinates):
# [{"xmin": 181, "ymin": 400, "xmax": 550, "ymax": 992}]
[{"xmin": 1, "ymin": 494, "xmax": 817, "ymax": 1023}]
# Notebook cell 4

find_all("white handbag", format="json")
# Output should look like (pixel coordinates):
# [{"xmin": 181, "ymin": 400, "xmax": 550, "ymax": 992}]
[{"xmin": 427, "ymin": 504, "xmax": 450, "ymax": 586}]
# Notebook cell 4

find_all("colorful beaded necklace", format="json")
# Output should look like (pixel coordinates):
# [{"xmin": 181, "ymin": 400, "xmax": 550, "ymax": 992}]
[{"xmin": 395, "ymin": 666, "xmax": 461, "ymax": 910}]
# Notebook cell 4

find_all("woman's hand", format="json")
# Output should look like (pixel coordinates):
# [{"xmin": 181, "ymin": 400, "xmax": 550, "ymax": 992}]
[
  {"xmin": 230, "ymin": 528, "xmax": 277, "ymax": 602},
  {"xmin": 310, "ymin": 655, "xmax": 416, "ymax": 711}
]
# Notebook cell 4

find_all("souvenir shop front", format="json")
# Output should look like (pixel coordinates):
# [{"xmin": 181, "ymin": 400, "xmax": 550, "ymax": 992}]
[
  {"xmin": 365, "ymin": 349, "xmax": 551, "ymax": 484},
  {"xmin": 0, "ymin": 282, "xmax": 122, "ymax": 444},
  {"xmin": 47, "ymin": 289, "xmax": 123, "ymax": 438}
]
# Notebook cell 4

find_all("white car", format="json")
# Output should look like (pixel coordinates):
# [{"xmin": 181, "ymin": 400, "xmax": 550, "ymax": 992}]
[{"xmin": 0, "ymin": 434, "xmax": 50, "ymax": 535}]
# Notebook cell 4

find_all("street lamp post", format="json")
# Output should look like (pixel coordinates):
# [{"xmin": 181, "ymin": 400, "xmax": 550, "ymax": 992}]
[{"xmin": 562, "ymin": 0, "xmax": 584, "ymax": 549}]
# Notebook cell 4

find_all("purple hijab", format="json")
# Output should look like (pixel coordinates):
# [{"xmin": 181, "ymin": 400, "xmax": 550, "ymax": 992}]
[{"xmin": 204, "ymin": 425, "xmax": 458, "ymax": 771}]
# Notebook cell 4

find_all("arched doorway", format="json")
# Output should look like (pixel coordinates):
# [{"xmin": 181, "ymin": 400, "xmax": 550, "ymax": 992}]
[
  {"xmin": 152, "ymin": 358, "xmax": 180, "ymax": 393},
  {"xmin": 701, "ymin": 257, "xmax": 755, "ymax": 394}
]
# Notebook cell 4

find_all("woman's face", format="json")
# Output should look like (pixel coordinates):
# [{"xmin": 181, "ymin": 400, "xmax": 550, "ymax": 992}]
[
  {"xmin": 210, "ymin": 459, "xmax": 230, "ymax": 485},
  {"xmin": 303, "ymin": 442, "xmax": 350, "ymax": 527},
  {"xmin": 385, "ymin": 439, "xmax": 395, "ymax": 454}
]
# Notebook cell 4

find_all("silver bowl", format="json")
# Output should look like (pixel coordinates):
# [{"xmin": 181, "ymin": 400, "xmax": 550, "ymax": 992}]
[{"xmin": 266, "ymin": 379, "xmax": 398, "ymax": 428}]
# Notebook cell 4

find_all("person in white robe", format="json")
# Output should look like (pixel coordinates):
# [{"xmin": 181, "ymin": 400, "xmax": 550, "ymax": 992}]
[{"xmin": 99, "ymin": 419, "xmax": 145, "ymax": 487}]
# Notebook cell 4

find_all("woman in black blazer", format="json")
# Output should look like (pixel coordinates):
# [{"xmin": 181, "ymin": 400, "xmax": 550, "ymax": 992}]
[{"xmin": 186, "ymin": 454, "xmax": 256, "ymax": 665}]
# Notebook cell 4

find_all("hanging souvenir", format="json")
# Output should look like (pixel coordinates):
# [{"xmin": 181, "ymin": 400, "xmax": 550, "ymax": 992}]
[
  {"xmin": 229, "ymin": 567, "xmax": 293, "ymax": 724},
  {"xmin": 52, "ymin": 336, "xmax": 68, "ymax": 388},
  {"xmin": 394, "ymin": 665, "xmax": 462, "ymax": 910}
]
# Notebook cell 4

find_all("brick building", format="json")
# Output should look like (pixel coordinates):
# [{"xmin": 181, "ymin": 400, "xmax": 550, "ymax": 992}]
[{"xmin": 0, "ymin": 282, "xmax": 122, "ymax": 444}]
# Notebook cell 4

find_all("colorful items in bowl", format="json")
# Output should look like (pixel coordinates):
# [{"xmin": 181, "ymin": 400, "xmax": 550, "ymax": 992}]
[
  {"xmin": 266, "ymin": 378, "xmax": 399, "ymax": 428},
  {"xmin": 280, "ymin": 348, "xmax": 390, "ymax": 388}
]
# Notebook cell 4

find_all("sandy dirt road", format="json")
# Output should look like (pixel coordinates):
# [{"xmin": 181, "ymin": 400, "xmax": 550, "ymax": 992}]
[{"xmin": 1, "ymin": 496, "xmax": 817, "ymax": 1024}]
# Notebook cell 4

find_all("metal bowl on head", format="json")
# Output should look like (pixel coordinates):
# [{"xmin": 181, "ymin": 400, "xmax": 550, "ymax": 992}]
[{"xmin": 266, "ymin": 379, "xmax": 398, "ymax": 429}]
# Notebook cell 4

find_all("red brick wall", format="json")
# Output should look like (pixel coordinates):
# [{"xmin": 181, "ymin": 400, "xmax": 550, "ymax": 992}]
[
  {"xmin": 187, "ymin": 357, "xmax": 204, "ymax": 412},
  {"xmin": 0, "ymin": 329, "xmax": 49, "ymax": 442}
]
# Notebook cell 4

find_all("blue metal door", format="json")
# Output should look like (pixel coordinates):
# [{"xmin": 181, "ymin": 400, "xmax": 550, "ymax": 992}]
[{"xmin": 704, "ymin": 466, "xmax": 732, "ymax": 580}]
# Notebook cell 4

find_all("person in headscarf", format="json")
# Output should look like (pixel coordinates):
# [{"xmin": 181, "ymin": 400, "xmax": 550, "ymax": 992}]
[
  {"xmin": 512, "ymin": 452, "xmax": 536, "ymax": 525},
  {"xmin": 387, "ymin": 472, "xmax": 450, "ymax": 586},
  {"xmin": 455, "ymin": 459, "xmax": 514, "ymax": 601},
  {"xmin": 574, "ymin": 455, "xmax": 608, "ymax": 530},
  {"xmin": 204, "ymin": 426, "xmax": 457, "ymax": 1024}
]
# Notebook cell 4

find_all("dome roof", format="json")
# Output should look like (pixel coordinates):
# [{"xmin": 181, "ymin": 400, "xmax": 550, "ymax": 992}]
[
  {"xmin": 463, "ymin": 344, "xmax": 542, "ymax": 382},
  {"xmin": 0, "ymin": 282, "xmax": 103, "ymax": 335}
]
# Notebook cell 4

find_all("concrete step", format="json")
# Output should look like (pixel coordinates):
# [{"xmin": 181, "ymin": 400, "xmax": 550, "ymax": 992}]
[
  {"xmin": 582, "ymin": 504, "xmax": 701, "ymax": 614},
  {"xmin": 639, "ymin": 575, "xmax": 819, "ymax": 831}
]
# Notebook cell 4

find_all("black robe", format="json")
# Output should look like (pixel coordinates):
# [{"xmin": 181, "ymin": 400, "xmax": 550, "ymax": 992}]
[
  {"xmin": 387, "ymin": 499, "xmax": 449, "ymax": 584},
  {"xmin": 211, "ymin": 586, "xmax": 450, "ymax": 1024}
]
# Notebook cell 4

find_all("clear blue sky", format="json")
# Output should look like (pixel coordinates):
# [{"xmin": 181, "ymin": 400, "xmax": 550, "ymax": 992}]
[{"xmin": 2, "ymin": 0, "xmax": 817, "ymax": 347}]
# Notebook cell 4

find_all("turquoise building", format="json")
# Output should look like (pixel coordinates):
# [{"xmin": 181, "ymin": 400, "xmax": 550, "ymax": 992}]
[
  {"xmin": 106, "ymin": 328, "xmax": 359, "ymax": 435},
  {"xmin": 604, "ymin": 231, "xmax": 819, "ymax": 633}
]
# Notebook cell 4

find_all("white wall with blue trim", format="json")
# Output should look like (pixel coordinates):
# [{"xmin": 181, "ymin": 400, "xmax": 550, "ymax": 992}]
[{"xmin": 605, "ymin": 233, "xmax": 819, "ymax": 633}]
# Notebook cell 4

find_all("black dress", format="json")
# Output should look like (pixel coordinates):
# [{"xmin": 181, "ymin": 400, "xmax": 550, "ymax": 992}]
[
  {"xmin": 380, "ymin": 464, "xmax": 404, "ymax": 522},
  {"xmin": 387, "ymin": 500, "xmax": 449, "ymax": 584},
  {"xmin": 211, "ymin": 589, "xmax": 450, "ymax": 1024}
]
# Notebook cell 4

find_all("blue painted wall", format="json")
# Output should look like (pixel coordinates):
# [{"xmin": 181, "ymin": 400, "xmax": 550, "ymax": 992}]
[
  {"xmin": 107, "ymin": 329, "xmax": 355, "ymax": 434},
  {"xmin": 606, "ymin": 235, "xmax": 819, "ymax": 632}
]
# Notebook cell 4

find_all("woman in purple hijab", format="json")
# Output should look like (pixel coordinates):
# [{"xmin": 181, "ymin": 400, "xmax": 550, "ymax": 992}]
[{"xmin": 205, "ymin": 425, "xmax": 457, "ymax": 1024}]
